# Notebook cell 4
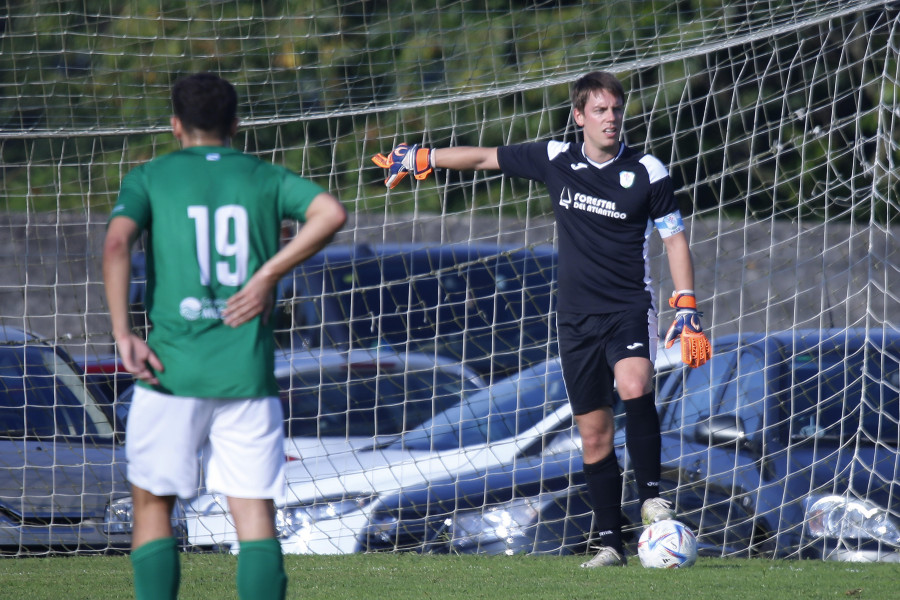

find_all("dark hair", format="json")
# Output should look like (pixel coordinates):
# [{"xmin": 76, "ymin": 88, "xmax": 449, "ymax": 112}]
[
  {"xmin": 570, "ymin": 71, "xmax": 626, "ymax": 112},
  {"xmin": 171, "ymin": 73, "xmax": 238, "ymax": 139}
]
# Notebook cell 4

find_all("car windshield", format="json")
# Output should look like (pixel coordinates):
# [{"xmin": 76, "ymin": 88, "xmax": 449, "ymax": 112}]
[
  {"xmin": 278, "ymin": 364, "xmax": 474, "ymax": 438},
  {"xmin": 393, "ymin": 361, "xmax": 568, "ymax": 451},
  {"xmin": 0, "ymin": 345, "xmax": 116, "ymax": 441}
]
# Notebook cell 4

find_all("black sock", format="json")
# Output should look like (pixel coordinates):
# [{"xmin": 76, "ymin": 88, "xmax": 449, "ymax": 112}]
[
  {"xmin": 624, "ymin": 391, "xmax": 662, "ymax": 504},
  {"xmin": 583, "ymin": 452, "xmax": 623, "ymax": 553}
]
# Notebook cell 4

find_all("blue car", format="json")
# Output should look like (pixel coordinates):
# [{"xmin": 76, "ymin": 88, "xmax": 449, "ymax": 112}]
[
  {"xmin": 655, "ymin": 327, "xmax": 900, "ymax": 561},
  {"xmin": 360, "ymin": 449, "xmax": 593, "ymax": 556},
  {"xmin": 358, "ymin": 347, "xmax": 682, "ymax": 557},
  {"xmin": 131, "ymin": 243, "xmax": 558, "ymax": 379},
  {"xmin": 359, "ymin": 328, "xmax": 900, "ymax": 562}
]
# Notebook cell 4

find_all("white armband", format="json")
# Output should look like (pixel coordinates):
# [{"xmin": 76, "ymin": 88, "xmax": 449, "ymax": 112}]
[{"xmin": 654, "ymin": 210, "xmax": 685, "ymax": 238}]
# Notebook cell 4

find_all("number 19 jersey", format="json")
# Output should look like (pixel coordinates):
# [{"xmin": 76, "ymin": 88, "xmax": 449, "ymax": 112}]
[{"xmin": 110, "ymin": 146, "xmax": 325, "ymax": 398}]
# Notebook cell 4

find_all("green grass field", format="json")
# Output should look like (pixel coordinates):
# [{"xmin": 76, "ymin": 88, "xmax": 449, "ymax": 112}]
[{"xmin": 2, "ymin": 553, "xmax": 897, "ymax": 600}]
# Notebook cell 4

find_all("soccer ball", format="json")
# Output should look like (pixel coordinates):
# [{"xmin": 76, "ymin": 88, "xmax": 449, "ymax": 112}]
[{"xmin": 637, "ymin": 519, "xmax": 698, "ymax": 568}]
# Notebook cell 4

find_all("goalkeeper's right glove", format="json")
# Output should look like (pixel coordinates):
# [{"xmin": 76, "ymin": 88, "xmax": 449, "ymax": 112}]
[
  {"xmin": 371, "ymin": 143, "xmax": 434, "ymax": 188},
  {"xmin": 664, "ymin": 290, "xmax": 712, "ymax": 369}
]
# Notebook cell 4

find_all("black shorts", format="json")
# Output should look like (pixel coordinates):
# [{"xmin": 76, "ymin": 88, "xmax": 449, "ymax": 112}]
[{"xmin": 557, "ymin": 309, "xmax": 655, "ymax": 416}]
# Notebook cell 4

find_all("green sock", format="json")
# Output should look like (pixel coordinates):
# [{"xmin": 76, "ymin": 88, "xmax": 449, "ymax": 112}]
[
  {"xmin": 130, "ymin": 537, "xmax": 180, "ymax": 600},
  {"xmin": 236, "ymin": 538, "xmax": 287, "ymax": 600}
]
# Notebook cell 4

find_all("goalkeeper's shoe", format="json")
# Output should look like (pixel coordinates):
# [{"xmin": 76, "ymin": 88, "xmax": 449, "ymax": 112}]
[
  {"xmin": 641, "ymin": 497, "xmax": 676, "ymax": 526},
  {"xmin": 371, "ymin": 143, "xmax": 434, "ymax": 188},
  {"xmin": 580, "ymin": 546, "xmax": 626, "ymax": 568}
]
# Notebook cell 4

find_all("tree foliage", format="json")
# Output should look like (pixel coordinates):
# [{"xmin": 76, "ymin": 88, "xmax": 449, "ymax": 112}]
[{"xmin": 0, "ymin": 1, "xmax": 896, "ymax": 224}]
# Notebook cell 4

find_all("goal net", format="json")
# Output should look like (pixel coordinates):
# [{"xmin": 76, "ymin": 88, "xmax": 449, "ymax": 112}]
[{"xmin": 1, "ymin": 0, "xmax": 898, "ymax": 560}]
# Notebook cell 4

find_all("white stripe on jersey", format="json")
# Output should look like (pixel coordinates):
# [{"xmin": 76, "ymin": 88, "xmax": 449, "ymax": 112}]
[
  {"xmin": 546, "ymin": 140, "xmax": 570, "ymax": 160},
  {"xmin": 639, "ymin": 154, "xmax": 669, "ymax": 184}
]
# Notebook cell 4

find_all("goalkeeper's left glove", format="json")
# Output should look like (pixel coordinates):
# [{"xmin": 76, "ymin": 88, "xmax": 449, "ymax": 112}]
[
  {"xmin": 371, "ymin": 143, "xmax": 434, "ymax": 188},
  {"xmin": 664, "ymin": 290, "xmax": 712, "ymax": 368}
]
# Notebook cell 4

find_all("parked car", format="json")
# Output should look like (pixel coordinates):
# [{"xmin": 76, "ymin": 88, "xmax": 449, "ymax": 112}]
[
  {"xmin": 112, "ymin": 346, "xmax": 487, "ymax": 455},
  {"xmin": 654, "ymin": 327, "xmax": 900, "ymax": 562},
  {"xmin": 103, "ymin": 346, "xmax": 487, "ymax": 537},
  {"xmin": 0, "ymin": 326, "xmax": 132, "ymax": 554},
  {"xmin": 184, "ymin": 357, "xmax": 575, "ymax": 554},
  {"xmin": 131, "ymin": 243, "xmax": 558, "ymax": 379},
  {"xmin": 358, "ymin": 328, "xmax": 900, "ymax": 563},
  {"xmin": 184, "ymin": 344, "xmax": 681, "ymax": 555},
  {"xmin": 359, "ymin": 448, "xmax": 594, "ymax": 556},
  {"xmin": 277, "ymin": 346, "xmax": 488, "ymax": 456},
  {"xmin": 279, "ymin": 242, "xmax": 558, "ymax": 378}
]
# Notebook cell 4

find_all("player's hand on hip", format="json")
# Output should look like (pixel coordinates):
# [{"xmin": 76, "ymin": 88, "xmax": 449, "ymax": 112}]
[
  {"xmin": 223, "ymin": 276, "xmax": 275, "ymax": 328},
  {"xmin": 664, "ymin": 291, "xmax": 712, "ymax": 368},
  {"xmin": 116, "ymin": 333, "xmax": 163, "ymax": 385},
  {"xmin": 372, "ymin": 143, "xmax": 434, "ymax": 188}
]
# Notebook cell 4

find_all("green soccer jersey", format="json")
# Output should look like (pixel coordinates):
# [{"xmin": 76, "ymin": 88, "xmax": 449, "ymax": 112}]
[{"xmin": 110, "ymin": 146, "xmax": 325, "ymax": 398}]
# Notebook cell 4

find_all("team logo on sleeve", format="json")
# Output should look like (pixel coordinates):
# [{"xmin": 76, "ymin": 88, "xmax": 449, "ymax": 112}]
[{"xmin": 619, "ymin": 171, "xmax": 635, "ymax": 188}]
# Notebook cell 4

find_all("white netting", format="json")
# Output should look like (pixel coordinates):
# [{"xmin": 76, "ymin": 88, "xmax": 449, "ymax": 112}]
[{"xmin": 0, "ymin": 0, "xmax": 898, "ymax": 558}]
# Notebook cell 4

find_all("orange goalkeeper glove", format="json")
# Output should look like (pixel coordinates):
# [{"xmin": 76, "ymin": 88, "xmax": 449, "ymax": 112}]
[
  {"xmin": 663, "ymin": 290, "xmax": 712, "ymax": 368},
  {"xmin": 371, "ymin": 143, "xmax": 434, "ymax": 188}
]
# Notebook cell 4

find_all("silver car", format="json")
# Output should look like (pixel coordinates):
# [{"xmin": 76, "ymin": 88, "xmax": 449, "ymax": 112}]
[
  {"xmin": 105, "ymin": 346, "xmax": 487, "ymax": 547},
  {"xmin": 186, "ymin": 344, "xmax": 681, "ymax": 555},
  {"xmin": 186, "ymin": 357, "xmax": 572, "ymax": 555},
  {"xmin": 0, "ymin": 326, "xmax": 130, "ymax": 554},
  {"xmin": 274, "ymin": 346, "xmax": 488, "ymax": 457}
]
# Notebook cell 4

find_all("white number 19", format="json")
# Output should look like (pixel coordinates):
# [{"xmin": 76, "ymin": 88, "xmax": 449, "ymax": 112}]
[{"xmin": 187, "ymin": 205, "xmax": 249, "ymax": 286}]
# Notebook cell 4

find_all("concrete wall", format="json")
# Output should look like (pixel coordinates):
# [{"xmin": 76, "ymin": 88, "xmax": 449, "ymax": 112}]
[{"xmin": 1, "ymin": 211, "xmax": 896, "ymax": 358}]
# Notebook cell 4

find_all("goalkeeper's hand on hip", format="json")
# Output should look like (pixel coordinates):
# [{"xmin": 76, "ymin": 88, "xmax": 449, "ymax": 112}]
[
  {"xmin": 372, "ymin": 143, "xmax": 434, "ymax": 188},
  {"xmin": 664, "ymin": 290, "xmax": 712, "ymax": 368}
]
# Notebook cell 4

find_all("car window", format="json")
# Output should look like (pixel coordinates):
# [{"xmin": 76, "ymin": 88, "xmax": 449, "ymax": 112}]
[
  {"xmin": 660, "ymin": 348, "xmax": 737, "ymax": 432},
  {"xmin": 273, "ymin": 245, "xmax": 556, "ymax": 379},
  {"xmin": 788, "ymin": 343, "xmax": 899, "ymax": 444},
  {"xmin": 787, "ymin": 347, "xmax": 848, "ymax": 441},
  {"xmin": 863, "ymin": 346, "xmax": 899, "ymax": 443},
  {"xmin": 278, "ymin": 364, "xmax": 472, "ymax": 438},
  {"xmin": 734, "ymin": 346, "xmax": 767, "ymax": 434},
  {"xmin": 395, "ymin": 361, "xmax": 568, "ymax": 451},
  {"xmin": 0, "ymin": 346, "xmax": 115, "ymax": 440},
  {"xmin": 274, "ymin": 259, "xmax": 350, "ymax": 349}
]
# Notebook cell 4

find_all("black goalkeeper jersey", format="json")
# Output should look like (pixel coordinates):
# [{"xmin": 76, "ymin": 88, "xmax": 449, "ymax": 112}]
[{"xmin": 496, "ymin": 141, "xmax": 679, "ymax": 315}]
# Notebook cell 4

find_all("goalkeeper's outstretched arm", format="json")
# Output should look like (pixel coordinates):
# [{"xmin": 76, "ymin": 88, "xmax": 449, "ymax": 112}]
[
  {"xmin": 372, "ymin": 144, "xmax": 499, "ymax": 187},
  {"xmin": 432, "ymin": 147, "xmax": 500, "ymax": 171}
]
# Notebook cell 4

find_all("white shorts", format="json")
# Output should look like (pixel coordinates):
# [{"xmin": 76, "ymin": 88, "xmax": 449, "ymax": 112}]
[{"xmin": 125, "ymin": 386, "xmax": 286, "ymax": 500}]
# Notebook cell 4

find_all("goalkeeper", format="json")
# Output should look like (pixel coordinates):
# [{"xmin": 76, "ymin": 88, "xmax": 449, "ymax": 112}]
[{"xmin": 373, "ymin": 70, "xmax": 710, "ymax": 568}]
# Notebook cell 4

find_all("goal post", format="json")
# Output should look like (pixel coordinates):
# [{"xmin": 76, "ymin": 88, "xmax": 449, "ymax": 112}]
[{"xmin": 1, "ymin": 0, "xmax": 898, "ymax": 557}]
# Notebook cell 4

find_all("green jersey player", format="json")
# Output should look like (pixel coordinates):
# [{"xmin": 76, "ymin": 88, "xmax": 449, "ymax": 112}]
[{"xmin": 103, "ymin": 73, "xmax": 346, "ymax": 600}]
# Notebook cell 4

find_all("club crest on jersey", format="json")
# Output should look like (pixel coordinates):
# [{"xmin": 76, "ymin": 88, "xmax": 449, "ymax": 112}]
[{"xmin": 619, "ymin": 171, "xmax": 635, "ymax": 188}]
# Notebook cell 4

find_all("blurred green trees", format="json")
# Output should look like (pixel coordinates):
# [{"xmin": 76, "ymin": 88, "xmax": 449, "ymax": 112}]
[{"xmin": 0, "ymin": 1, "xmax": 896, "ymax": 224}]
